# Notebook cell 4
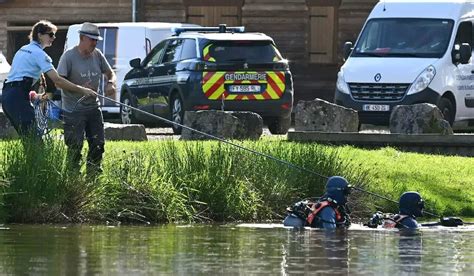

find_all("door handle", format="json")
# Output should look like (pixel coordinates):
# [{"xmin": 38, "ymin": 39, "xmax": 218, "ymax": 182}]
[
  {"xmin": 148, "ymin": 68, "xmax": 155, "ymax": 76},
  {"xmin": 167, "ymin": 69, "xmax": 174, "ymax": 75}
]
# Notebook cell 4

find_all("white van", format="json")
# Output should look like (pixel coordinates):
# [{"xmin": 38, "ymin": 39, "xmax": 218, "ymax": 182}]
[
  {"xmin": 64, "ymin": 22, "xmax": 198, "ymax": 116},
  {"xmin": 0, "ymin": 51, "xmax": 11, "ymax": 102},
  {"xmin": 334, "ymin": 0, "xmax": 474, "ymax": 129}
]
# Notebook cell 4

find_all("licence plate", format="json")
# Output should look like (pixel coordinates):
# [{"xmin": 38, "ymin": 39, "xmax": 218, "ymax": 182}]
[
  {"xmin": 363, "ymin": 104, "xmax": 390, "ymax": 112},
  {"xmin": 228, "ymin": 85, "xmax": 261, "ymax": 93}
]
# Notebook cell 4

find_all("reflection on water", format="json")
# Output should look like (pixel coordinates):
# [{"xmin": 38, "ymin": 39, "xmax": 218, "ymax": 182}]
[{"xmin": 0, "ymin": 224, "xmax": 473, "ymax": 275}]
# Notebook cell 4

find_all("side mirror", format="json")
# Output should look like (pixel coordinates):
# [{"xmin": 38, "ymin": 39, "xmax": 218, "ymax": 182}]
[
  {"xmin": 452, "ymin": 43, "xmax": 472, "ymax": 65},
  {"xmin": 343, "ymin": 41, "xmax": 353, "ymax": 61},
  {"xmin": 129, "ymin": 58, "xmax": 142, "ymax": 68}
]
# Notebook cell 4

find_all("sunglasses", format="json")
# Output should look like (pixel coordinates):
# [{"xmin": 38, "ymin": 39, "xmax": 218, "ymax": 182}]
[{"xmin": 44, "ymin": 32, "xmax": 56, "ymax": 38}]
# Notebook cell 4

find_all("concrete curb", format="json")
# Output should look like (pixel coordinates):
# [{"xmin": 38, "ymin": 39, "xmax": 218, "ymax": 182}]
[{"xmin": 287, "ymin": 131, "xmax": 474, "ymax": 156}]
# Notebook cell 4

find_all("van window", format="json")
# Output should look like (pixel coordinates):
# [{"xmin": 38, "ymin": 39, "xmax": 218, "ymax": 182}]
[
  {"xmin": 97, "ymin": 28, "xmax": 118, "ymax": 67},
  {"xmin": 454, "ymin": 21, "xmax": 473, "ymax": 48},
  {"xmin": 353, "ymin": 18, "xmax": 454, "ymax": 58},
  {"xmin": 144, "ymin": 40, "xmax": 167, "ymax": 67},
  {"xmin": 162, "ymin": 39, "xmax": 184, "ymax": 63},
  {"xmin": 180, "ymin": 39, "xmax": 197, "ymax": 60}
]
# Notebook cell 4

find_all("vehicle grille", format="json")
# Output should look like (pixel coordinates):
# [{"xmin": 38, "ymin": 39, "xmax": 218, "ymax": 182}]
[{"xmin": 349, "ymin": 83, "xmax": 410, "ymax": 101}]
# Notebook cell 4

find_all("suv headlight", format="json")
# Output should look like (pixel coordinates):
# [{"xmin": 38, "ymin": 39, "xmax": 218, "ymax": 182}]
[
  {"xmin": 336, "ymin": 71, "xmax": 350, "ymax": 94},
  {"xmin": 407, "ymin": 65, "xmax": 436, "ymax": 95}
]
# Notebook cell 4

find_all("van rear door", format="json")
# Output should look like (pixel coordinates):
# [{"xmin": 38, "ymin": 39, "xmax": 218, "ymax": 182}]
[
  {"xmin": 96, "ymin": 26, "xmax": 147, "ymax": 113},
  {"xmin": 96, "ymin": 27, "xmax": 118, "ymax": 109}
]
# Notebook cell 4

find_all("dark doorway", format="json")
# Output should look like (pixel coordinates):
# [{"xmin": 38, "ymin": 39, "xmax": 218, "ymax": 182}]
[
  {"xmin": 7, "ymin": 29, "xmax": 67, "ymax": 94},
  {"xmin": 7, "ymin": 29, "xmax": 67, "ymax": 67}
]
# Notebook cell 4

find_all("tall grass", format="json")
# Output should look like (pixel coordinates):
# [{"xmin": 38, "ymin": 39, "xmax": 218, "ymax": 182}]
[
  {"xmin": 0, "ymin": 136, "xmax": 90, "ymax": 222},
  {"xmin": 0, "ymin": 138, "xmax": 370, "ymax": 224},
  {"xmin": 338, "ymin": 146, "xmax": 474, "ymax": 217}
]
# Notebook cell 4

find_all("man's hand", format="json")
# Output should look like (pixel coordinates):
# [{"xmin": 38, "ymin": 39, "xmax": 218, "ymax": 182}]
[
  {"xmin": 82, "ymin": 87, "xmax": 97, "ymax": 98},
  {"xmin": 105, "ymin": 82, "xmax": 116, "ymax": 100}
]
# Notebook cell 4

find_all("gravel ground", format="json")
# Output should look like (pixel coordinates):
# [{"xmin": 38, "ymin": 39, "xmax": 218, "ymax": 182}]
[{"xmin": 145, "ymin": 127, "xmax": 278, "ymax": 140}]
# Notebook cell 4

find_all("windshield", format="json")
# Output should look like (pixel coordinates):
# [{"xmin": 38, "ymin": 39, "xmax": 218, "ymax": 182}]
[
  {"xmin": 353, "ymin": 18, "xmax": 454, "ymax": 58},
  {"xmin": 204, "ymin": 41, "xmax": 282, "ymax": 63}
]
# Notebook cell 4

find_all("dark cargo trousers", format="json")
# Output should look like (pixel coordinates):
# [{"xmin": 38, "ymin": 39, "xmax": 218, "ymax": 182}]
[
  {"xmin": 1, "ymin": 80, "xmax": 37, "ymax": 137},
  {"xmin": 63, "ymin": 107, "xmax": 105, "ymax": 175}
]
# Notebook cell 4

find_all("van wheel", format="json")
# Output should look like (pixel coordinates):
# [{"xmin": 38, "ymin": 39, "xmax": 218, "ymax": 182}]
[
  {"xmin": 121, "ymin": 93, "xmax": 137, "ymax": 124},
  {"xmin": 170, "ymin": 94, "xmax": 184, "ymax": 134},
  {"xmin": 266, "ymin": 115, "xmax": 291, "ymax": 135},
  {"xmin": 438, "ymin": 97, "xmax": 455, "ymax": 126}
]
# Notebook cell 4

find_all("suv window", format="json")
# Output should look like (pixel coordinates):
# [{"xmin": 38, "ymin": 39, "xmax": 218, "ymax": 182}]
[
  {"xmin": 181, "ymin": 39, "xmax": 197, "ymax": 60},
  {"xmin": 205, "ymin": 41, "xmax": 282, "ymax": 63},
  {"xmin": 162, "ymin": 39, "xmax": 184, "ymax": 63},
  {"xmin": 144, "ymin": 40, "xmax": 167, "ymax": 67}
]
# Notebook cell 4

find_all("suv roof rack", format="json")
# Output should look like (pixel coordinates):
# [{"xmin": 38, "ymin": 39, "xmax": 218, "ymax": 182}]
[{"xmin": 172, "ymin": 24, "xmax": 245, "ymax": 35}]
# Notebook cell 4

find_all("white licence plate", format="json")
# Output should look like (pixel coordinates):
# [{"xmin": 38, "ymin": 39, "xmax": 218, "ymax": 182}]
[
  {"xmin": 363, "ymin": 104, "xmax": 390, "ymax": 112},
  {"xmin": 228, "ymin": 85, "xmax": 261, "ymax": 93}
]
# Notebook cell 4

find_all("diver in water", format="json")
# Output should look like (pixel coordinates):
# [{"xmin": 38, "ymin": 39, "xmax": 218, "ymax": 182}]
[
  {"xmin": 367, "ymin": 191, "xmax": 424, "ymax": 229},
  {"xmin": 283, "ymin": 176, "xmax": 352, "ymax": 229}
]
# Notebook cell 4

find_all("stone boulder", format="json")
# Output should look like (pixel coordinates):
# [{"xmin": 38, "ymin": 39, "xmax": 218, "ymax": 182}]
[
  {"xmin": 0, "ymin": 108, "xmax": 18, "ymax": 139},
  {"xmin": 181, "ymin": 110, "xmax": 263, "ymax": 140},
  {"xmin": 294, "ymin": 98, "xmax": 359, "ymax": 132},
  {"xmin": 104, "ymin": 122, "xmax": 148, "ymax": 141},
  {"xmin": 389, "ymin": 103, "xmax": 453, "ymax": 134}
]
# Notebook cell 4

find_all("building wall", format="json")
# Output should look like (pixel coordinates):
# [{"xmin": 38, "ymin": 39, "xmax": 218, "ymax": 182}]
[
  {"xmin": 0, "ymin": 0, "xmax": 132, "ymax": 61},
  {"xmin": 0, "ymin": 0, "xmax": 378, "ymax": 102},
  {"xmin": 141, "ymin": 0, "xmax": 378, "ymax": 101}
]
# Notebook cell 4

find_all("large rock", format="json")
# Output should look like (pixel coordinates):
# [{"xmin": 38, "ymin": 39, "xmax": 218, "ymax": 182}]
[
  {"xmin": 389, "ymin": 103, "xmax": 453, "ymax": 134},
  {"xmin": 294, "ymin": 98, "xmax": 359, "ymax": 132},
  {"xmin": 181, "ymin": 110, "xmax": 263, "ymax": 140},
  {"xmin": 104, "ymin": 122, "xmax": 147, "ymax": 141},
  {"xmin": 0, "ymin": 108, "xmax": 18, "ymax": 139}
]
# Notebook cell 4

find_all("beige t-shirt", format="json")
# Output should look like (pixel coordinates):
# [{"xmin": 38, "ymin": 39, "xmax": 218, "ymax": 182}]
[{"xmin": 57, "ymin": 46, "xmax": 111, "ymax": 112}]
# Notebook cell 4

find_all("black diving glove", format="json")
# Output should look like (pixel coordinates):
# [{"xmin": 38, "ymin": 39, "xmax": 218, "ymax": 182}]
[{"xmin": 366, "ymin": 212, "xmax": 384, "ymax": 228}]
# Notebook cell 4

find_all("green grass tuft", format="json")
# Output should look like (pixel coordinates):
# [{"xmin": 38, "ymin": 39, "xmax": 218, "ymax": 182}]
[{"xmin": 1, "ymin": 138, "xmax": 472, "ymax": 224}]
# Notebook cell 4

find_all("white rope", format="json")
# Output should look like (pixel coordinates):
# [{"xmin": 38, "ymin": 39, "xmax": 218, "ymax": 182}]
[{"xmin": 33, "ymin": 99, "xmax": 62, "ymax": 136}]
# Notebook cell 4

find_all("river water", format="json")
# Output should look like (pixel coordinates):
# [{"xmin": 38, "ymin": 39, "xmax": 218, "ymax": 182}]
[{"xmin": 0, "ymin": 224, "xmax": 472, "ymax": 275}]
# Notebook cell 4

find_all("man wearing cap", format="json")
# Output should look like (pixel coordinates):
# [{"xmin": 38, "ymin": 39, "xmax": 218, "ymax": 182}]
[{"xmin": 58, "ymin": 22, "xmax": 116, "ymax": 176}]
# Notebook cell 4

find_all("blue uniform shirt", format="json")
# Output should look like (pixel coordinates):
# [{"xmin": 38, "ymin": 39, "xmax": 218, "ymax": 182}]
[{"xmin": 6, "ymin": 41, "xmax": 54, "ymax": 83}]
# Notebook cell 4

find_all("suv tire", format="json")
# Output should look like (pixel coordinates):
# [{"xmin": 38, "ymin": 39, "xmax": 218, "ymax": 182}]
[
  {"xmin": 170, "ymin": 94, "xmax": 185, "ymax": 134},
  {"xmin": 266, "ymin": 114, "xmax": 291, "ymax": 135},
  {"xmin": 121, "ymin": 93, "xmax": 137, "ymax": 124}
]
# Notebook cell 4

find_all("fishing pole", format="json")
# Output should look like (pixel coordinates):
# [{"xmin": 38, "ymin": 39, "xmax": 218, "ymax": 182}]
[
  {"xmin": 55, "ymin": 92, "xmax": 465, "ymax": 225},
  {"xmin": 90, "ymin": 91, "xmax": 331, "ymax": 182}
]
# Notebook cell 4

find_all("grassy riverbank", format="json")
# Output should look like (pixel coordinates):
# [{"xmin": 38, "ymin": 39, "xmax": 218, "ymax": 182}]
[
  {"xmin": 0, "ymin": 138, "xmax": 472, "ymax": 223},
  {"xmin": 338, "ymin": 146, "xmax": 474, "ymax": 217}
]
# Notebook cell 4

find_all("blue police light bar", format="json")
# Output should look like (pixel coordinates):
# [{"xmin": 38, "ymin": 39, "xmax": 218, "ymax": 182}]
[{"xmin": 172, "ymin": 24, "xmax": 245, "ymax": 35}]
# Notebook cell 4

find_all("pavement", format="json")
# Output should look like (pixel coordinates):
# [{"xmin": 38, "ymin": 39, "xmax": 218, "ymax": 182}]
[{"xmin": 145, "ymin": 127, "xmax": 278, "ymax": 140}]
